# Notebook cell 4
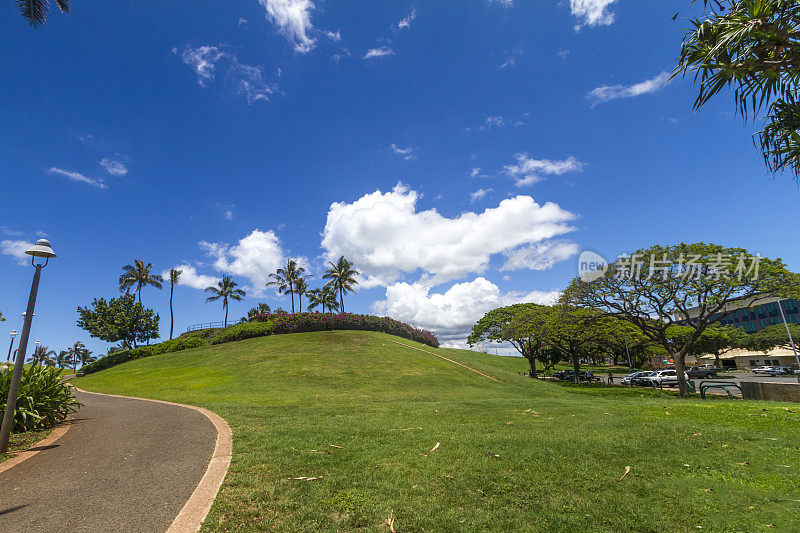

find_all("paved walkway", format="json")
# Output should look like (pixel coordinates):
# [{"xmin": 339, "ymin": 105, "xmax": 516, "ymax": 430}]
[{"xmin": 0, "ymin": 390, "xmax": 217, "ymax": 532}]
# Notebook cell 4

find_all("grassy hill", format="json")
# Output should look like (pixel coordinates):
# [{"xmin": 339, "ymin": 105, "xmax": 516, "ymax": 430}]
[{"xmin": 76, "ymin": 331, "xmax": 800, "ymax": 532}]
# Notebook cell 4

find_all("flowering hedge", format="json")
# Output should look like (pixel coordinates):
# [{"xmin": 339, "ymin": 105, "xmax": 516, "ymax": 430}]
[
  {"xmin": 244, "ymin": 312, "xmax": 440, "ymax": 348},
  {"xmin": 82, "ymin": 336, "xmax": 207, "ymax": 374}
]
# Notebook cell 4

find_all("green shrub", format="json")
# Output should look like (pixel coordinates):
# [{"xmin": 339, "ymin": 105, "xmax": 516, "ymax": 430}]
[
  {"xmin": 208, "ymin": 321, "xmax": 276, "ymax": 345},
  {"xmin": 0, "ymin": 365, "xmax": 81, "ymax": 432},
  {"xmin": 179, "ymin": 328, "xmax": 223, "ymax": 341},
  {"xmin": 82, "ymin": 336, "xmax": 207, "ymax": 374}
]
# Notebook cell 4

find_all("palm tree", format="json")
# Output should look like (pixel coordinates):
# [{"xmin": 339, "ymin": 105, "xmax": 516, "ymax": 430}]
[
  {"xmin": 205, "ymin": 275, "xmax": 246, "ymax": 327},
  {"xmin": 242, "ymin": 303, "xmax": 271, "ymax": 322},
  {"xmin": 168, "ymin": 268, "xmax": 182, "ymax": 340},
  {"xmin": 307, "ymin": 285, "xmax": 339, "ymax": 313},
  {"xmin": 67, "ymin": 341, "xmax": 90, "ymax": 372},
  {"xmin": 16, "ymin": 0, "xmax": 70, "ymax": 27},
  {"xmin": 54, "ymin": 349, "xmax": 69, "ymax": 369},
  {"xmin": 266, "ymin": 259, "xmax": 305, "ymax": 313},
  {"xmin": 119, "ymin": 260, "xmax": 164, "ymax": 303},
  {"xmin": 293, "ymin": 277, "xmax": 312, "ymax": 313},
  {"xmin": 323, "ymin": 256, "xmax": 359, "ymax": 313},
  {"xmin": 28, "ymin": 345, "xmax": 55, "ymax": 366}
]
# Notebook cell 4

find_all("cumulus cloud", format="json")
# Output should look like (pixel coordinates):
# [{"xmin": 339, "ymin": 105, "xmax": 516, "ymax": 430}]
[
  {"xmin": 503, "ymin": 154, "xmax": 584, "ymax": 187},
  {"xmin": 48, "ymin": 167, "xmax": 107, "ymax": 189},
  {"xmin": 199, "ymin": 229, "xmax": 285, "ymax": 296},
  {"xmin": 374, "ymin": 277, "xmax": 559, "ymax": 346},
  {"xmin": 163, "ymin": 264, "xmax": 221, "ymax": 290},
  {"xmin": 176, "ymin": 45, "xmax": 276, "ymax": 104},
  {"xmin": 466, "ymin": 113, "xmax": 526, "ymax": 132},
  {"xmin": 258, "ymin": 0, "xmax": 316, "ymax": 53},
  {"xmin": 469, "ymin": 188, "xmax": 492, "ymax": 203},
  {"xmin": 501, "ymin": 240, "xmax": 579, "ymax": 271},
  {"xmin": 570, "ymin": 0, "xmax": 618, "ymax": 30},
  {"xmin": 321, "ymin": 183, "xmax": 577, "ymax": 288},
  {"xmin": 1, "ymin": 239, "xmax": 33, "ymax": 265},
  {"xmin": 98, "ymin": 158, "xmax": 128, "ymax": 176},
  {"xmin": 587, "ymin": 71, "xmax": 670, "ymax": 106},
  {"xmin": 364, "ymin": 46, "xmax": 395, "ymax": 59},
  {"xmin": 397, "ymin": 9, "xmax": 416, "ymax": 30},
  {"xmin": 1, "ymin": 226, "xmax": 24, "ymax": 237},
  {"xmin": 470, "ymin": 167, "xmax": 487, "ymax": 178},
  {"xmin": 390, "ymin": 144, "xmax": 416, "ymax": 160}
]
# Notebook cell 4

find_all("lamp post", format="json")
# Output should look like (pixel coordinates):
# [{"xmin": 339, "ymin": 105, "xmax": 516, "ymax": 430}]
[
  {"xmin": 6, "ymin": 330, "xmax": 17, "ymax": 362},
  {"xmin": 0, "ymin": 239, "xmax": 56, "ymax": 454},
  {"xmin": 776, "ymin": 300, "xmax": 800, "ymax": 383}
]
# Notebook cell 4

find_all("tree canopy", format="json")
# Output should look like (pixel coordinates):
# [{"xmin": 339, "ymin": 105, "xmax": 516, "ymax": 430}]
[{"xmin": 76, "ymin": 294, "xmax": 159, "ymax": 349}]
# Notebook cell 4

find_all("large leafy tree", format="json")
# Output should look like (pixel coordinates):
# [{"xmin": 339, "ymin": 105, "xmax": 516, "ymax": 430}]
[
  {"xmin": 119, "ymin": 260, "xmax": 163, "ymax": 304},
  {"xmin": 267, "ymin": 259, "xmax": 305, "ymax": 313},
  {"xmin": 562, "ymin": 242, "xmax": 800, "ymax": 395},
  {"xmin": 76, "ymin": 294, "xmax": 160, "ymax": 349},
  {"xmin": 16, "ymin": 0, "xmax": 69, "ymax": 26},
  {"xmin": 744, "ymin": 322, "xmax": 800, "ymax": 354},
  {"xmin": 676, "ymin": 0, "xmax": 800, "ymax": 179},
  {"xmin": 468, "ymin": 303, "xmax": 557, "ymax": 377},
  {"xmin": 168, "ymin": 268, "xmax": 182, "ymax": 340},
  {"xmin": 323, "ymin": 256, "xmax": 359, "ymax": 313},
  {"xmin": 673, "ymin": 323, "xmax": 749, "ymax": 368},
  {"xmin": 205, "ymin": 275, "xmax": 246, "ymax": 327}
]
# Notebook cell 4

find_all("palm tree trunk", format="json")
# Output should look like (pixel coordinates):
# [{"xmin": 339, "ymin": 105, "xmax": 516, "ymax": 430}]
[
  {"xmin": 169, "ymin": 284, "xmax": 175, "ymax": 340},
  {"xmin": 340, "ymin": 287, "xmax": 344, "ymax": 313},
  {"xmin": 299, "ymin": 293, "xmax": 303, "ymax": 313},
  {"xmin": 290, "ymin": 289, "xmax": 295, "ymax": 314},
  {"xmin": 224, "ymin": 298, "xmax": 228, "ymax": 327}
]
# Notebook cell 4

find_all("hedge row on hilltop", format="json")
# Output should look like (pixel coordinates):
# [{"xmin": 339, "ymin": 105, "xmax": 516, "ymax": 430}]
[{"xmin": 81, "ymin": 313, "xmax": 438, "ymax": 374}]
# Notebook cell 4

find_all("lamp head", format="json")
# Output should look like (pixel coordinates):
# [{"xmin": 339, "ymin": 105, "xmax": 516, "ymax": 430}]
[
  {"xmin": 26, "ymin": 239, "xmax": 56, "ymax": 259},
  {"xmin": 9, "ymin": 330, "xmax": 17, "ymax": 338}
]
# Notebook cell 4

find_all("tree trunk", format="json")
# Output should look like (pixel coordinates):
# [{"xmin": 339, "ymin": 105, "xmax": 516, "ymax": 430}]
[
  {"xmin": 340, "ymin": 287, "xmax": 344, "ymax": 313},
  {"xmin": 169, "ymin": 284, "xmax": 175, "ymax": 340},
  {"xmin": 290, "ymin": 289, "xmax": 295, "ymax": 314},
  {"xmin": 224, "ymin": 299, "xmax": 228, "ymax": 327},
  {"xmin": 299, "ymin": 294, "xmax": 302, "ymax": 313},
  {"xmin": 675, "ymin": 348, "xmax": 690, "ymax": 396},
  {"xmin": 573, "ymin": 357, "xmax": 581, "ymax": 384},
  {"xmin": 714, "ymin": 351, "xmax": 721, "ymax": 369}
]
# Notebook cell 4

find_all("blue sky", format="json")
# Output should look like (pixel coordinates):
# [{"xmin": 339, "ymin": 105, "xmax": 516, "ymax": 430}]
[{"xmin": 1, "ymin": 0, "xmax": 798, "ymax": 355}]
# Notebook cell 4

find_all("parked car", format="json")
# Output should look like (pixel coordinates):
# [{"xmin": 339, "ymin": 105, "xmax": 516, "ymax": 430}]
[
  {"xmin": 631, "ymin": 371, "xmax": 659, "ymax": 387},
  {"xmin": 553, "ymin": 369, "xmax": 597, "ymax": 382},
  {"xmin": 752, "ymin": 366, "xmax": 789, "ymax": 375},
  {"xmin": 687, "ymin": 366, "xmax": 717, "ymax": 379},
  {"xmin": 640, "ymin": 370, "xmax": 689, "ymax": 388},
  {"xmin": 621, "ymin": 371, "xmax": 650, "ymax": 387}
]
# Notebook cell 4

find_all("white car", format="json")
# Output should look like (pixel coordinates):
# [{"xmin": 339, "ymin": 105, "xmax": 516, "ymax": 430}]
[
  {"xmin": 752, "ymin": 366, "xmax": 779, "ymax": 375},
  {"xmin": 646, "ymin": 369, "xmax": 689, "ymax": 387},
  {"xmin": 621, "ymin": 371, "xmax": 650, "ymax": 386}
]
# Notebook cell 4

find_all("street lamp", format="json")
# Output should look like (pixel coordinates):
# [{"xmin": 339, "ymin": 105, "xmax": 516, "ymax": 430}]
[
  {"xmin": 0, "ymin": 239, "xmax": 56, "ymax": 454},
  {"xmin": 6, "ymin": 330, "xmax": 17, "ymax": 362}
]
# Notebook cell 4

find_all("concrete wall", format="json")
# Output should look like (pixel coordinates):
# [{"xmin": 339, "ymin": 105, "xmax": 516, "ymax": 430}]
[{"xmin": 741, "ymin": 381, "xmax": 800, "ymax": 403}]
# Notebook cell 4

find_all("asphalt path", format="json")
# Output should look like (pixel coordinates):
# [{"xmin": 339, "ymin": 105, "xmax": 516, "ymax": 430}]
[{"xmin": 0, "ymin": 390, "xmax": 217, "ymax": 533}]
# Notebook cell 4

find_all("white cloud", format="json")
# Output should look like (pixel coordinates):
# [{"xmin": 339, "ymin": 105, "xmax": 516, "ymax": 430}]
[
  {"xmin": 390, "ymin": 144, "xmax": 416, "ymax": 160},
  {"xmin": 1, "ymin": 226, "xmax": 24, "ymax": 237},
  {"xmin": 258, "ymin": 0, "xmax": 316, "ymax": 53},
  {"xmin": 374, "ymin": 277, "xmax": 559, "ymax": 346},
  {"xmin": 364, "ymin": 46, "xmax": 395, "ymax": 59},
  {"xmin": 397, "ymin": 9, "xmax": 416, "ymax": 30},
  {"xmin": 163, "ymin": 264, "xmax": 221, "ymax": 290},
  {"xmin": 501, "ymin": 240, "xmax": 579, "ymax": 271},
  {"xmin": 321, "ymin": 183, "xmax": 578, "ymax": 288},
  {"xmin": 503, "ymin": 154, "xmax": 584, "ymax": 186},
  {"xmin": 48, "ymin": 167, "xmax": 107, "ymax": 189},
  {"xmin": 467, "ymin": 114, "xmax": 526, "ymax": 132},
  {"xmin": 587, "ymin": 71, "xmax": 670, "ymax": 106},
  {"xmin": 570, "ymin": 0, "xmax": 618, "ymax": 30},
  {"xmin": 470, "ymin": 167, "xmax": 486, "ymax": 178},
  {"xmin": 35, "ymin": 230, "xmax": 48, "ymax": 237},
  {"xmin": 557, "ymin": 49, "xmax": 570, "ymax": 60},
  {"xmin": 224, "ymin": 210, "xmax": 234, "ymax": 221},
  {"xmin": 1, "ymin": 239, "xmax": 32, "ymax": 266},
  {"xmin": 332, "ymin": 48, "xmax": 352, "ymax": 63},
  {"xmin": 98, "ymin": 158, "xmax": 128, "ymax": 176},
  {"xmin": 238, "ymin": 17, "xmax": 248, "ymax": 26},
  {"xmin": 324, "ymin": 30, "xmax": 341, "ymax": 41},
  {"xmin": 199, "ymin": 229, "xmax": 285, "ymax": 296},
  {"xmin": 177, "ymin": 45, "xmax": 276, "ymax": 104},
  {"xmin": 469, "ymin": 188, "xmax": 492, "ymax": 203},
  {"xmin": 488, "ymin": 0, "xmax": 513, "ymax": 7}
]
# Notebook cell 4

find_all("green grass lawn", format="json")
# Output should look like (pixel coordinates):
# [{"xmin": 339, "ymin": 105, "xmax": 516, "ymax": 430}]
[{"xmin": 77, "ymin": 331, "xmax": 800, "ymax": 532}]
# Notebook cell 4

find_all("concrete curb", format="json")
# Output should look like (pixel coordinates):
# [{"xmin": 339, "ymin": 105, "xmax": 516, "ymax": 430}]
[
  {"xmin": 72, "ymin": 386, "xmax": 232, "ymax": 533},
  {"xmin": 0, "ymin": 420, "xmax": 73, "ymax": 475}
]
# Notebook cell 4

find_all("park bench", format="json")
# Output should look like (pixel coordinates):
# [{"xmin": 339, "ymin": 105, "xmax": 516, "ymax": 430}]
[{"xmin": 699, "ymin": 380, "xmax": 742, "ymax": 399}]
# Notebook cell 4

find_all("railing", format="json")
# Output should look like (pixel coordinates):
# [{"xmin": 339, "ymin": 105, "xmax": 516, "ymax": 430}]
[{"xmin": 185, "ymin": 321, "xmax": 227, "ymax": 332}]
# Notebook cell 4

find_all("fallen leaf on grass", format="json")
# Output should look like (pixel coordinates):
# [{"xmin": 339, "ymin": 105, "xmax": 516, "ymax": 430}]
[
  {"xmin": 476, "ymin": 489, "xmax": 486, "ymax": 495},
  {"xmin": 618, "ymin": 466, "xmax": 631, "ymax": 482},
  {"xmin": 765, "ymin": 524, "xmax": 776, "ymax": 528},
  {"xmin": 386, "ymin": 511, "xmax": 396, "ymax": 533},
  {"xmin": 301, "ymin": 450, "xmax": 331, "ymax": 454},
  {"xmin": 778, "ymin": 465, "xmax": 792, "ymax": 468},
  {"xmin": 328, "ymin": 444, "xmax": 344, "ymax": 449},
  {"xmin": 604, "ymin": 413, "xmax": 612, "ymax": 415},
  {"xmin": 486, "ymin": 452, "xmax": 500, "ymax": 458},
  {"xmin": 506, "ymin": 421, "xmax": 513, "ymax": 425},
  {"xmin": 429, "ymin": 442, "xmax": 440, "ymax": 453},
  {"xmin": 700, "ymin": 488, "xmax": 712, "ymax": 492},
  {"xmin": 785, "ymin": 408, "xmax": 797, "ymax": 413},
  {"xmin": 691, "ymin": 433, "xmax": 702, "ymax": 438},
  {"xmin": 402, "ymin": 427, "xmax": 422, "ymax": 431},
  {"xmin": 735, "ymin": 462, "xmax": 749, "ymax": 466},
  {"xmin": 289, "ymin": 476, "xmax": 323, "ymax": 481}
]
